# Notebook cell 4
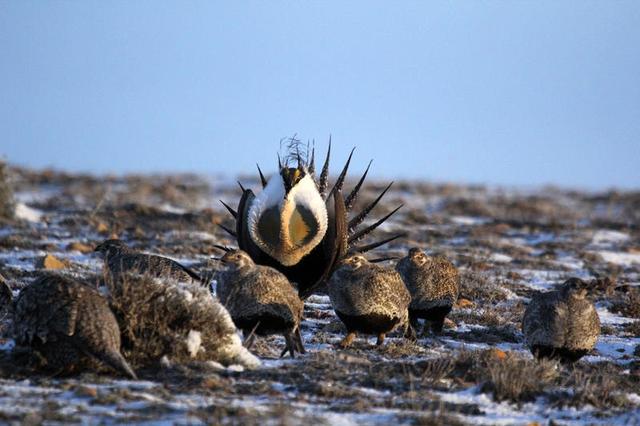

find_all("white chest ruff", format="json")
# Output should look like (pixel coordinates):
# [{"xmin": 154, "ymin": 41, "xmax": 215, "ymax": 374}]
[{"xmin": 248, "ymin": 174, "xmax": 328, "ymax": 266}]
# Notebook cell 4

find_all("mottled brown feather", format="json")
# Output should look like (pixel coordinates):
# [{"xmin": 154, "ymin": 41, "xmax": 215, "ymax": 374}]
[
  {"xmin": 522, "ymin": 278, "xmax": 600, "ymax": 362},
  {"xmin": 215, "ymin": 250, "xmax": 304, "ymax": 357},
  {"xmin": 328, "ymin": 255, "xmax": 411, "ymax": 340},
  {"xmin": 96, "ymin": 239, "xmax": 202, "ymax": 285},
  {"xmin": 396, "ymin": 248, "xmax": 459, "ymax": 312},
  {"xmin": 12, "ymin": 274, "xmax": 136, "ymax": 378}
]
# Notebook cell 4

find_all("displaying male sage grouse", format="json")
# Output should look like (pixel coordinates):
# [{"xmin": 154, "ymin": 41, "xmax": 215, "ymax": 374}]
[
  {"xmin": 219, "ymin": 139, "xmax": 404, "ymax": 299},
  {"xmin": 396, "ymin": 248, "xmax": 459, "ymax": 334},
  {"xmin": 522, "ymin": 278, "xmax": 601, "ymax": 363},
  {"xmin": 328, "ymin": 255, "xmax": 412, "ymax": 348},
  {"xmin": 215, "ymin": 249, "xmax": 305, "ymax": 357},
  {"xmin": 4, "ymin": 274, "xmax": 136, "ymax": 378},
  {"xmin": 95, "ymin": 239, "xmax": 203, "ymax": 285}
]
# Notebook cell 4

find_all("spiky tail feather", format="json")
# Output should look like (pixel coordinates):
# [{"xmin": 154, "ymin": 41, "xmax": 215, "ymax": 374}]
[{"xmin": 101, "ymin": 350, "xmax": 137, "ymax": 380}]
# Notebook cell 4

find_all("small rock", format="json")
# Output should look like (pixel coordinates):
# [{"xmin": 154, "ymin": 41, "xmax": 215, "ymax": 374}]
[
  {"xmin": 202, "ymin": 376, "xmax": 224, "ymax": 389},
  {"xmin": 455, "ymin": 298, "xmax": 474, "ymax": 309},
  {"xmin": 76, "ymin": 385, "xmax": 98, "ymax": 398},
  {"xmin": 96, "ymin": 222, "xmax": 109, "ymax": 234},
  {"xmin": 160, "ymin": 355, "xmax": 172, "ymax": 368},
  {"xmin": 506, "ymin": 271, "xmax": 524, "ymax": 281},
  {"xmin": 488, "ymin": 348, "xmax": 507, "ymax": 360},
  {"xmin": 443, "ymin": 318, "xmax": 457, "ymax": 329},
  {"xmin": 493, "ymin": 223, "xmax": 511, "ymax": 234},
  {"xmin": 204, "ymin": 361, "xmax": 225, "ymax": 371},
  {"xmin": 66, "ymin": 242, "xmax": 93, "ymax": 254},
  {"xmin": 226, "ymin": 364, "xmax": 245, "ymax": 373},
  {"xmin": 336, "ymin": 353, "xmax": 372, "ymax": 365},
  {"xmin": 36, "ymin": 254, "xmax": 67, "ymax": 270}
]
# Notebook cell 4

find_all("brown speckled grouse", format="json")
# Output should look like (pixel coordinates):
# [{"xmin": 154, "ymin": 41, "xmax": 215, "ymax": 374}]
[
  {"xmin": 215, "ymin": 249, "xmax": 305, "ymax": 357},
  {"xmin": 95, "ymin": 239, "xmax": 203, "ymax": 285},
  {"xmin": 10, "ymin": 274, "xmax": 136, "ymax": 378},
  {"xmin": 328, "ymin": 255, "xmax": 412, "ymax": 348},
  {"xmin": 522, "ymin": 278, "xmax": 601, "ymax": 363},
  {"xmin": 396, "ymin": 248, "xmax": 459, "ymax": 334}
]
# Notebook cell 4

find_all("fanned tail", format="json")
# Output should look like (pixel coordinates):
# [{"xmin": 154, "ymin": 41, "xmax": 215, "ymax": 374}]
[
  {"xmin": 344, "ymin": 160, "xmax": 372, "ymax": 211},
  {"xmin": 348, "ymin": 205, "xmax": 403, "ymax": 244},
  {"xmin": 348, "ymin": 182, "xmax": 394, "ymax": 232},
  {"xmin": 350, "ymin": 233, "xmax": 405, "ymax": 254},
  {"xmin": 318, "ymin": 138, "xmax": 331, "ymax": 197}
]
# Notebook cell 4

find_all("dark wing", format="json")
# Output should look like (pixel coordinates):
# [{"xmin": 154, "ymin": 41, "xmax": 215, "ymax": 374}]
[
  {"xmin": 298, "ymin": 188, "xmax": 348, "ymax": 299},
  {"xmin": 13, "ymin": 276, "xmax": 78, "ymax": 344}
]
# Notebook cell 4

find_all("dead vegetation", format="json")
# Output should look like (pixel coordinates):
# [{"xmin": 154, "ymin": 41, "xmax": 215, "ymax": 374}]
[
  {"xmin": 458, "ymin": 270, "xmax": 509, "ymax": 303},
  {"xmin": 482, "ymin": 354, "xmax": 558, "ymax": 402},
  {"xmin": 106, "ymin": 272, "xmax": 257, "ymax": 369},
  {"xmin": 551, "ymin": 370, "xmax": 631, "ymax": 409},
  {"xmin": 0, "ymin": 161, "xmax": 14, "ymax": 221},
  {"xmin": 611, "ymin": 287, "xmax": 640, "ymax": 319}
]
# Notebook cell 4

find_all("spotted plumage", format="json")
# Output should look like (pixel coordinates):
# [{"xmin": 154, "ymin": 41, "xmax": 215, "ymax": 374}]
[
  {"xmin": 328, "ymin": 255, "xmax": 412, "ymax": 348},
  {"xmin": 95, "ymin": 239, "xmax": 203, "ymax": 285},
  {"xmin": 396, "ymin": 248, "xmax": 459, "ymax": 334},
  {"xmin": 11, "ymin": 274, "xmax": 136, "ymax": 378},
  {"xmin": 522, "ymin": 278, "xmax": 601, "ymax": 363},
  {"xmin": 215, "ymin": 249, "xmax": 305, "ymax": 357}
]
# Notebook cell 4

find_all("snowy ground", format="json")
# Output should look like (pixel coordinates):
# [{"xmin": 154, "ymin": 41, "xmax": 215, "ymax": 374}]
[{"xmin": 0, "ymin": 166, "xmax": 639, "ymax": 425}]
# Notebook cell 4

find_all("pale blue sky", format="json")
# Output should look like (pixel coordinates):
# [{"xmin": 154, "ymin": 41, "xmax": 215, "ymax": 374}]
[{"xmin": 1, "ymin": 1, "xmax": 639, "ymax": 189}]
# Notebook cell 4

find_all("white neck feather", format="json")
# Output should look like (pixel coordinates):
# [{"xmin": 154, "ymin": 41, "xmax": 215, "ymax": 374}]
[{"xmin": 247, "ymin": 173, "xmax": 328, "ymax": 266}]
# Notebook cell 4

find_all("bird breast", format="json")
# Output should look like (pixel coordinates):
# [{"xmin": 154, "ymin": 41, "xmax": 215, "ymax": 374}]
[{"xmin": 248, "ymin": 173, "xmax": 328, "ymax": 266}]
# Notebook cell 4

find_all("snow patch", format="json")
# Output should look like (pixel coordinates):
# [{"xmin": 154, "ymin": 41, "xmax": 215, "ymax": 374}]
[
  {"xmin": 186, "ymin": 330, "xmax": 202, "ymax": 357},
  {"xmin": 450, "ymin": 216, "xmax": 489, "ymax": 226},
  {"xmin": 591, "ymin": 335, "xmax": 640, "ymax": 362},
  {"xmin": 489, "ymin": 253, "xmax": 512, "ymax": 263},
  {"xmin": 158, "ymin": 203, "xmax": 188, "ymax": 214},
  {"xmin": 596, "ymin": 306, "xmax": 638, "ymax": 326},
  {"xmin": 596, "ymin": 251, "xmax": 640, "ymax": 267},
  {"xmin": 14, "ymin": 202, "xmax": 42, "ymax": 222},
  {"xmin": 165, "ymin": 230, "xmax": 217, "ymax": 242},
  {"xmin": 591, "ymin": 230, "xmax": 630, "ymax": 246}
]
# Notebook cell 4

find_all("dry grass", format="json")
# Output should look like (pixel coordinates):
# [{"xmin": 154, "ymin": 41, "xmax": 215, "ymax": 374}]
[
  {"xmin": 0, "ymin": 161, "xmax": 14, "ymax": 221},
  {"xmin": 623, "ymin": 320, "xmax": 640, "ymax": 336},
  {"xmin": 611, "ymin": 287, "xmax": 640, "ymax": 319},
  {"xmin": 551, "ymin": 370, "xmax": 631, "ymax": 409},
  {"xmin": 482, "ymin": 354, "xmax": 559, "ymax": 402},
  {"xmin": 418, "ymin": 357, "xmax": 455, "ymax": 386},
  {"xmin": 106, "ymin": 272, "xmax": 253, "ymax": 368},
  {"xmin": 458, "ymin": 270, "xmax": 509, "ymax": 303},
  {"xmin": 446, "ymin": 349, "xmax": 559, "ymax": 403}
]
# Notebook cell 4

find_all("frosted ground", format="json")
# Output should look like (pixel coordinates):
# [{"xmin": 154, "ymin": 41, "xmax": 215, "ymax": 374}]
[{"xmin": 0, "ymin": 166, "xmax": 639, "ymax": 425}]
